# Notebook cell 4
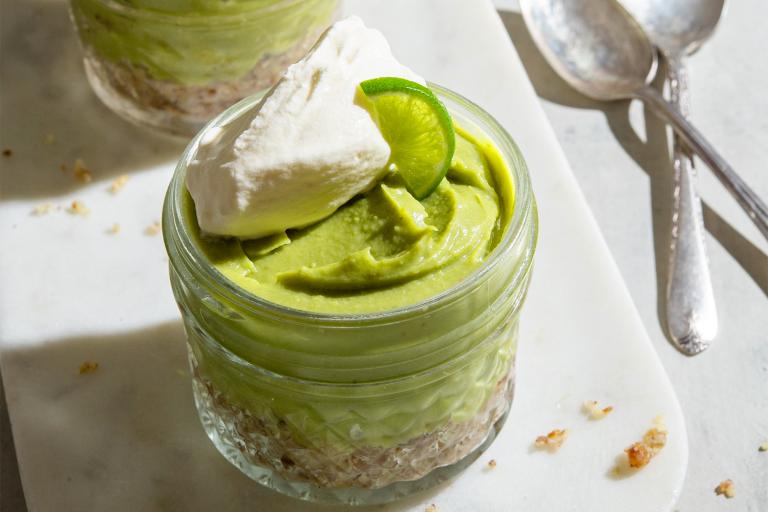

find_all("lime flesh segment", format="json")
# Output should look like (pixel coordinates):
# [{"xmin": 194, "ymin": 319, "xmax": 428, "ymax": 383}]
[{"xmin": 359, "ymin": 77, "xmax": 455, "ymax": 199}]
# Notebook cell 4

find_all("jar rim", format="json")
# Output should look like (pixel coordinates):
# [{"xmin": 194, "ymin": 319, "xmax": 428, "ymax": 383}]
[
  {"xmin": 162, "ymin": 83, "xmax": 537, "ymax": 325},
  {"xmin": 74, "ymin": 0, "xmax": 330, "ymax": 24}
]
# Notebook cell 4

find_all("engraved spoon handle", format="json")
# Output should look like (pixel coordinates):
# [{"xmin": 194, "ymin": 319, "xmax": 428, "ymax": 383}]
[
  {"xmin": 636, "ymin": 85, "xmax": 768, "ymax": 240},
  {"xmin": 664, "ymin": 57, "xmax": 717, "ymax": 355}
]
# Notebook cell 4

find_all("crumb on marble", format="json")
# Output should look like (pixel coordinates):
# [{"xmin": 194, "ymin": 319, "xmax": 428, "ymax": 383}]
[
  {"xmin": 625, "ymin": 442, "xmax": 652, "ymax": 469},
  {"xmin": 31, "ymin": 203, "xmax": 53, "ymax": 216},
  {"xmin": 487, "ymin": 459, "xmax": 497, "ymax": 469},
  {"xmin": 759, "ymin": 441, "xmax": 768, "ymax": 452},
  {"xmin": 78, "ymin": 361, "xmax": 99, "ymax": 374},
  {"xmin": 425, "ymin": 505, "xmax": 438, "ymax": 512},
  {"xmin": 109, "ymin": 174, "xmax": 130, "ymax": 194},
  {"xmin": 583, "ymin": 400, "xmax": 614, "ymax": 420},
  {"xmin": 73, "ymin": 158, "xmax": 93, "ymax": 183},
  {"xmin": 643, "ymin": 427, "xmax": 667, "ymax": 451},
  {"xmin": 107, "ymin": 223, "xmax": 121, "ymax": 235},
  {"xmin": 2, "ymin": 148, "xmax": 12, "ymax": 157},
  {"xmin": 624, "ymin": 425, "xmax": 667, "ymax": 469},
  {"xmin": 67, "ymin": 200, "xmax": 90, "ymax": 216},
  {"xmin": 535, "ymin": 428, "xmax": 569, "ymax": 451},
  {"xmin": 714, "ymin": 479, "xmax": 735, "ymax": 499},
  {"xmin": 144, "ymin": 221, "xmax": 161, "ymax": 236}
]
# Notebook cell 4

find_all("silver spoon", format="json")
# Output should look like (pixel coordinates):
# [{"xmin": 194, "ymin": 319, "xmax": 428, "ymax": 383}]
[
  {"xmin": 519, "ymin": 0, "xmax": 768, "ymax": 240},
  {"xmin": 618, "ymin": 0, "xmax": 725, "ymax": 353}
]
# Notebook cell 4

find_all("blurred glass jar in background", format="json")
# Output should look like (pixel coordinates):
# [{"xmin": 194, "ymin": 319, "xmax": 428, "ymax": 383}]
[{"xmin": 69, "ymin": 0, "xmax": 341, "ymax": 136}]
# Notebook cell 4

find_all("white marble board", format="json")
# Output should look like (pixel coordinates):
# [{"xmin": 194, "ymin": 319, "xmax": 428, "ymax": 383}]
[{"xmin": 0, "ymin": 0, "xmax": 687, "ymax": 510}]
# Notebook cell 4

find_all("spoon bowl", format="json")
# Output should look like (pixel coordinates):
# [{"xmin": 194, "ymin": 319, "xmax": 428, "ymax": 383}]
[
  {"xmin": 520, "ymin": 0, "xmax": 657, "ymax": 100},
  {"xmin": 520, "ymin": 0, "xmax": 768, "ymax": 245},
  {"xmin": 620, "ymin": 0, "xmax": 726, "ymax": 56}
]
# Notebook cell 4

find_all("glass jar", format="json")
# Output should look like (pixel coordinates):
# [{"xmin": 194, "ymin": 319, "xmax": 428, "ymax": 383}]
[
  {"xmin": 68, "ymin": 0, "xmax": 341, "ymax": 136},
  {"xmin": 162, "ymin": 85, "xmax": 538, "ymax": 505}
]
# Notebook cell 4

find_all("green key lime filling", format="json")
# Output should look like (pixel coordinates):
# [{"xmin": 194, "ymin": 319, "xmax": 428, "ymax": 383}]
[
  {"xmin": 184, "ymin": 116, "xmax": 517, "ymax": 449},
  {"xmin": 185, "ymin": 125, "xmax": 512, "ymax": 314},
  {"xmin": 70, "ymin": 0, "xmax": 340, "ymax": 85}
]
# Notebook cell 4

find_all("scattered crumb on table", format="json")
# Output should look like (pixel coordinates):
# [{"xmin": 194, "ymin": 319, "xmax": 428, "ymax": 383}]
[
  {"xmin": 73, "ymin": 158, "xmax": 93, "ymax": 183},
  {"xmin": 425, "ymin": 505, "xmax": 438, "ymax": 512},
  {"xmin": 144, "ymin": 221, "xmax": 161, "ymax": 236},
  {"xmin": 624, "ymin": 425, "xmax": 667, "ymax": 469},
  {"xmin": 31, "ymin": 203, "xmax": 53, "ymax": 216},
  {"xmin": 487, "ymin": 459, "xmax": 497, "ymax": 469},
  {"xmin": 78, "ymin": 361, "xmax": 99, "ymax": 375},
  {"xmin": 759, "ymin": 440, "xmax": 768, "ymax": 452},
  {"xmin": 3, "ymin": 149, "xmax": 12, "ymax": 157},
  {"xmin": 714, "ymin": 479, "xmax": 735, "ymax": 499},
  {"xmin": 583, "ymin": 400, "xmax": 614, "ymax": 420},
  {"xmin": 44, "ymin": 133, "xmax": 56, "ymax": 145},
  {"xmin": 67, "ymin": 200, "xmax": 90, "ymax": 216},
  {"xmin": 534, "ymin": 428, "xmax": 569, "ymax": 451},
  {"xmin": 107, "ymin": 223, "xmax": 121, "ymax": 235},
  {"xmin": 109, "ymin": 174, "xmax": 130, "ymax": 194}
]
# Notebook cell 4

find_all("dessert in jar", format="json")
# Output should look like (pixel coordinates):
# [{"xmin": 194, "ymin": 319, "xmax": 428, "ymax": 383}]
[
  {"xmin": 69, "ymin": 0, "xmax": 341, "ymax": 136},
  {"xmin": 163, "ymin": 17, "xmax": 538, "ymax": 505}
]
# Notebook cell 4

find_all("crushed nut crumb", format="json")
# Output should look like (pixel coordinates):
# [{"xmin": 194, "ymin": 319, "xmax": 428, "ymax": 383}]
[
  {"xmin": 487, "ymin": 459, "xmax": 497, "ymax": 469},
  {"xmin": 109, "ymin": 174, "xmax": 130, "ymax": 194},
  {"xmin": 425, "ymin": 505, "xmax": 438, "ymax": 512},
  {"xmin": 67, "ymin": 200, "xmax": 90, "ymax": 216},
  {"xmin": 643, "ymin": 427, "xmax": 667, "ymax": 451},
  {"xmin": 535, "ymin": 429, "xmax": 569, "ymax": 451},
  {"xmin": 759, "ymin": 441, "xmax": 768, "ymax": 452},
  {"xmin": 624, "ymin": 426, "xmax": 667, "ymax": 469},
  {"xmin": 107, "ymin": 223, "xmax": 121, "ymax": 235},
  {"xmin": 73, "ymin": 158, "xmax": 92, "ymax": 183},
  {"xmin": 2, "ymin": 149, "xmax": 12, "ymax": 157},
  {"xmin": 625, "ymin": 442, "xmax": 652, "ymax": 469},
  {"xmin": 714, "ymin": 479, "xmax": 735, "ymax": 499},
  {"xmin": 144, "ymin": 221, "xmax": 161, "ymax": 236},
  {"xmin": 583, "ymin": 400, "xmax": 614, "ymax": 420},
  {"xmin": 31, "ymin": 203, "xmax": 53, "ymax": 216},
  {"xmin": 78, "ymin": 361, "xmax": 99, "ymax": 374}
]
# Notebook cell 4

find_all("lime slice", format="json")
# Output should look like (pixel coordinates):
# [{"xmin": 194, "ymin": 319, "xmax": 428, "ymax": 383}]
[{"xmin": 359, "ymin": 77, "xmax": 455, "ymax": 199}]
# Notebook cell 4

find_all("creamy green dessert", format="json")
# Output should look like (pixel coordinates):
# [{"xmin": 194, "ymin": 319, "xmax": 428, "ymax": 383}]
[
  {"xmin": 165, "ymin": 17, "xmax": 537, "ymax": 500},
  {"xmin": 188, "ymin": 127, "xmax": 514, "ymax": 314},
  {"xmin": 69, "ymin": 0, "xmax": 340, "ymax": 134},
  {"xmin": 183, "ymin": 122, "xmax": 517, "ymax": 466},
  {"xmin": 71, "ymin": 0, "xmax": 339, "ymax": 85},
  {"xmin": 180, "ymin": 122, "xmax": 522, "ymax": 490}
]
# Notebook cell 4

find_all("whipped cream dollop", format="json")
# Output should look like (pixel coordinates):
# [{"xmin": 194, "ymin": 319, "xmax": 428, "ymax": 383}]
[{"xmin": 186, "ymin": 16, "xmax": 424, "ymax": 239}]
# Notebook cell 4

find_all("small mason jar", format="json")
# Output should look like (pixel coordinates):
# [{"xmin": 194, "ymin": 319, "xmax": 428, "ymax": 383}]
[
  {"xmin": 163, "ymin": 85, "xmax": 538, "ymax": 505},
  {"xmin": 68, "ymin": 0, "xmax": 341, "ymax": 136}
]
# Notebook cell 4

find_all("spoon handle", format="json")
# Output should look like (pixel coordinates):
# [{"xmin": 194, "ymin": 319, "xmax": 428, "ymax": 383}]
[
  {"xmin": 636, "ymin": 85, "xmax": 768, "ymax": 241},
  {"xmin": 664, "ymin": 58, "xmax": 717, "ymax": 355}
]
